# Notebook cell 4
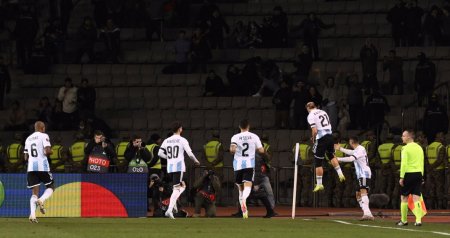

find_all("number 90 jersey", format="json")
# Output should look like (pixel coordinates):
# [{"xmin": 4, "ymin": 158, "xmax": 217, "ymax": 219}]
[
  {"xmin": 160, "ymin": 135, "xmax": 193, "ymax": 173},
  {"xmin": 307, "ymin": 109, "xmax": 333, "ymax": 140},
  {"xmin": 24, "ymin": 132, "xmax": 51, "ymax": 172},
  {"xmin": 231, "ymin": 131, "xmax": 263, "ymax": 171}
]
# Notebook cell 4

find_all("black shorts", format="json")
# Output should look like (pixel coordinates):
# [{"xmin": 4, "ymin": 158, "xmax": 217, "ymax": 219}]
[
  {"xmin": 27, "ymin": 171, "xmax": 54, "ymax": 189},
  {"xmin": 313, "ymin": 134, "xmax": 334, "ymax": 160},
  {"xmin": 401, "ymin": 172, "xmax": 422, "ymax": 196},
  {"xmin": 234, "ymin": 168, "xmax": 255, "ymax": 185},
  {"xmin": 355, "ymin": 177, "xmax": 371, "ymax": 192},
  {"xmin": 169, "ymin": 171, "xmax": 185, "ymax": 186}
]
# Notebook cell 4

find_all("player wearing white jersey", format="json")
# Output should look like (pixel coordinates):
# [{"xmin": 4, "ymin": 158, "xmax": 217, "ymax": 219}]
[
  {"xmin": 158, "ymin": 122, "xmax": 200, "ymax": 219},
  {"xmin": 24, "ymin": 121, "xmax": 54, "ymax": 223},
  {"xmin": 335, "ymin": 136, "xmax": 374, "ymax": 221},
  {"xmin": 230, "ymin": 119, "xmax": 265, "ymax": 219},
  {"xmin": 306, "ymin": 102, "xmax": 345, "ymax": 193}
]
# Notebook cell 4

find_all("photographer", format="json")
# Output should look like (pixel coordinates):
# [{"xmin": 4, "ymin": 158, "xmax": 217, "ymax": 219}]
[
  {"xmin": 150, "ymin": 174, "xmax": 188, "ymax": 218},
  {"xmin": 192, "ymin": 169, "xmax": 221, "ymax": 218},
  {"xmin": 84, "ymin": 130, "xmax": 116, "ymax": 173},
  {"xmin": 124, "ymin": 135, "xmax": 151, "ymax": 173}
]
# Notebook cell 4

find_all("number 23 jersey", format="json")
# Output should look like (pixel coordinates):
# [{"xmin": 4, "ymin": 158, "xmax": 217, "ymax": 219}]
[
  {"xmin": 231, "ymin": 131, "xmax": 263, "ymax": 171},
  {"xmin": 307, "ymin": 108, "xmax": 332, "ymax": 140},
  {"xmin": 24, "ymin": 132, "xmax": 51, "ymax": 172},
  {"xmin": 160, "ymin": 134, "xmax": 192, "ymax": 173}
]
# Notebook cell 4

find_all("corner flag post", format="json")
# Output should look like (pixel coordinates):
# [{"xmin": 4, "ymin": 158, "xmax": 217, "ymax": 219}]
[{"xmin": 292, "ymin": 143, "xmax": 299, "ymax": 219}]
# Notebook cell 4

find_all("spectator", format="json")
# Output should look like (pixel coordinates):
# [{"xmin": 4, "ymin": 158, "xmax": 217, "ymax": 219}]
[
  {"xmin": 441, "ymin": 8, "xmax": 450, "ymax": 46},
  {"xmin": 383, "ymin": 50, "xmax": 404, "ymax": 95},
  {"xmin": 307, "ymin": 85, "xmax": 323, "ymax": 108},
  {"xmin": 76, "ymin": 17, "xmax": 97, "ymax": 63},
  {"xmin": 322, "ymin": 76, "xmax": 338, "ymax": 130},
  {"xmin": 405, "ymin": 0, "xmax": 424, "ymax": 46},
  {"xmin": 192, "ymin": 169, "xmax": 221, "ymax": 218},
  {"xmin": 387, "ymin": 0, "xmax": 407, "ymax": 47},
  {"xmin": 229, "ymin": 21, "xmax": 247, "ymax": 48},
  {"xmin": 99, "ymin": 18, "xmax": 120, "ymax": 63},
  {"xmin": 204, "ymin": 70, "xmax": 225, "ymax": 96},
  {"xmin": 0, "ymin": 56, "xmax": 11, "ymax": 110},
  {"xmin": 57, "ymin": 77, "xmax": 78, "ymax": 129},
  {"xmin": 272, "ymin": 80, "xmax": 292, "ymax": 129},
  {"xmin": 271, "ymin": 6, "xmax": 288, "ymax": 47},
  {"xmin": 423, "ymin": 94, "xmax": 449, "ymax": 143},
  {"xmin": 243, "ymin": 21, "xmax": 263, "ymax": 49},
  {"xmin": 345, "ymin": 74, "xmax": 364, "ymax": 129},
  {"xmin": 415, "ymin": 52, "xmax": 436, "ymax": 106},
  {"xmin": 43, "ymin": 19, "xmax": 65, "ymax": 63},
  {"xmin": 51, "ymin": 99, "xmax": 66, "ymax": 130},
  {"xmin": 14, "ymin": 6, "xmax": 39, "ymax": 67},
  {"xmin": 254, "ymin": 60, "xmax": 282, "ymax": 97},
  {"xmin": 206, "ymin": 9, "xmax": 229, "ymax": 49},
  {"xmin": 190, "ymin": 28, "xmax": 211, "ymax": 73},
  {"xmin": 4, "ymin": 100, "xmax": 26, "ymax": 131},
  {"xmin": 360, "ymin": 39, "xmax": 379, "ymax": 95},
  {"xmin": 124, "ymin": 134, "xmax": 152, "ymax": 172},
  {"xmin": 423, "ymin": 6, "xmax": 442, "ymax": 46},
  {"xmin": 292, "ymin": 80, "xmax": 310, "ymax": 129},
  {"xmin": 293, "ymin": 45, "xmax": 313, "ymax": 83},
  {"xmin": 261, "ymin": 16, "xmax": 276, "ymax": 48},
  {"xmin": 227, "ymin": 64, "xmax": 248, "ymax": 96},
  {"xmin": 77, "ymin": 78, "xmax": 97, "ymax": 119},
  {"xmin": 36, "ymin": 97, "xmax": 52, "ymax": 124},
  {"xmin": 294, "ymin": 12, "xmax": 335, "ymax": 59},
  {"xmin": 365, "ymin": 91, "xmax": 390, "ymax": 136},
  {"xmin": 242, "ymin": 57, "xmax": 263, "ymax": 95},
  {"xmin": 84, "ymin": 130, "xmax": 116, "ymax": 171},
  {"xmin": 173, "ymin": 30, "xmax": 191, "ymax": 74}
]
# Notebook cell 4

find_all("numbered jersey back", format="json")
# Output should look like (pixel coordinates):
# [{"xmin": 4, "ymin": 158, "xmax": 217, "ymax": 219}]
[
  {"xmin": 24, "ymin": 132, "xmax": 51, "ymax": 172},
  {"xmin": 307, "ymin": 109, "xmax": 332, "ymax": 139},
  {"xmin": 231, "ymin": 131, "xmax": 263, "ymax": 171},
  {"xmin": 160, "ymin": 134, "xmax": 192, "ymax": 173}
]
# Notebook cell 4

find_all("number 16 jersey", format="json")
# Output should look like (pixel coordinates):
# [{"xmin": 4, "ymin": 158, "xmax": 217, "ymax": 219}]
[
  {"xmin": 160, "ymin": 134, "xmax": 192, "ymax": 173},
  {"xmin": 231, "ymin": 131, "xmax": 263, "ymax": 171}
]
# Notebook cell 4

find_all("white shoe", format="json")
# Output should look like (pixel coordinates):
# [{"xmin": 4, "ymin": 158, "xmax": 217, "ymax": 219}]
[
  {"xmin": 36, "ymin": 199, "xmax": 46, "ymax": 214},
  {"xmin": 165, "ymin": 211, "xmax": 175, "ymax": 219},
  {"xmin": 29, "ymin": 215, "xmax": 38, "ymax": 223}
]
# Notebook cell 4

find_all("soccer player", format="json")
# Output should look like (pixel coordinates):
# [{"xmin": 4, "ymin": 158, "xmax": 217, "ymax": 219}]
[
  {"xmin": 24, "ymin": 121, "xmax": 54, "ymax": 223},
  {"xmin": 396, "ymin": 129, "xmax": 425, "ymax": 226},
  {"xmin": 335, "ymin": 136, "xmax": 374, "ymax": 221},
  {"xmin": 158, "ymin": 122, "xmax": 200, "ymax": 219},
  {"xmin": 306, "ymin": 102, "xmax": 345, "ymax": 192},
  {"xmin": 230, "ymin": 119, "xmax": 266, "ymax": 219}
]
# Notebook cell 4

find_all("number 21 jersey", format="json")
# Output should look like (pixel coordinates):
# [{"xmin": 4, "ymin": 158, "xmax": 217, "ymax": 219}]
[
  {"xmin": 160, "ymin": 134, "xmax": 192, "ymax": 173},
  {"xmin": 307, "ymin": 108, "xmax": 332, "ymax": 140},
  {"xmin": 231, "ymin": 131, "xmax": 263, "ymax": 171},
  {"xmin": 24, "ymin": 132, "xmax": 51, "ymax": 172}
]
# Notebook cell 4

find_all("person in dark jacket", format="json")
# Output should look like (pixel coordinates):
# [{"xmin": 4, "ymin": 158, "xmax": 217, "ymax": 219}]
[
  {"xmin": 423, "ymin": 6, "xmax": 442, "ymax": 46},
  {"xmin": 271, "ymin": 6, "xmax": 288, "ymax": 47},
  {"xmin": 292, "ymin": 81, "xmax": 310, "ymax": 129},
  {"xmin": 293, "ymin": 45, "xmax": 313, "ymax": 83},
  {"xmin": 0, "ymin": 56, "xmax": 11, "ymax": 110},
  {"xmin": 192, "ymin": 169, "xmax": 221, "ymax": 218},
  {"xmin": 346, "ymin": 74, "xmax": 364, "ymax": 129},
  {"xmin": 204, "ymin": 70, "xmax": 225, "ymax": 96},
  {"xmin": 423, "ymin": 94, "xmax": 449, "ymax": 142},
  {"xmin": 123, "ymin": 135, "xmax": 152, "ymax": 172},
  {"xmin": 405, "ymin": 0, "xmax": 424, "ymax": 46},
  {"xmin": 206, "ymin": 9, "xmax": 229, "ymax": 49},
  {"xmin": 360, "ymin": 39, "xmax": 379, "ymax": 95},
  {"xmin": 415, "ymin": 52, "xmax": 436, "ymax": 106},
  {"xmin": 294, "ymin": 12, "xmax": 335, "ymax": 59},
  {"xmin": 387, "ymin": 0, "xmax": 407, "ymax": 46},
  {"xmin": 383, "ymin": 50, "xmax": 404, "ymax": 95},
  {"xmin": 273, "ymin": 80, "xmax": 292, "ymax": 129},
  {"xmin": 84, "ymin": 130, "xmax": 117, "ymax": 171},
  {"xmin": 99, "ymin": 18, "xmax": 120, "ymax": 63},
  {"xmin": 77, "ymin": 78, "xmax": 97, "ymax": 119},
  {"xmin": 307, "ymin": 85, "xmax": 323, "ymax": 108},
  {"xmin": 365, "ymin": 91, "xmax": 390, "ymax": 137},
  {"xmin": 76, "ymin": 17, "xmax": 97, "ymax": 63},
  {"xmin": 190, "ymin": 28, "xmax": 211, "ymax": 73}
]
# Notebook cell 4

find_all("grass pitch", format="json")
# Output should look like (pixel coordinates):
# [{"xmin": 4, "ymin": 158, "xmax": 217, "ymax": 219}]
[{"xmin": 1, "ymin": 217, "xmax": 449, "ymax": 238}]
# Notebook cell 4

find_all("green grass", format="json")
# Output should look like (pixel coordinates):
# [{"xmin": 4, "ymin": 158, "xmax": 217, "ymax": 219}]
[{"xmin": 1, "ymin": 218, "xmax": 449, "ymax": 238}]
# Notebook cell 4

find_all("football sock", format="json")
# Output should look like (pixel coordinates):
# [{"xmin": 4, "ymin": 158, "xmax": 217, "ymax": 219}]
[
  {"xmin": 413, "ymin": 201, "xmax": 422, "ymax": 223},
  {"xmin": 39, "ymin": 188, "xmax": 53, "ymax": 202},
  {"xmin": 334, "ymin": 166, "xmax": 344, "ymax": 177},
  {"xmin": 316, "ymin": 176, "xmax": 323, "ymax": 185},
  {"xmin": 168, "ymin": 188, "xmax": 181, "ymax": 213},
  {"xmin": 400, "ymin": 202, "xmax": 408, "ymax": 223},
  {"xmin": 30, "ymin": 195, "xmax": 38, "ymax": 217},
  {"xmin": 357, "ymin": 198, "xmax": 363, "ymax": 208},
  {"xmin": 361, "ymin": 195, "xmax": 372, "ymax": 216},
  {"xmin": 238, "ymin": 189, "xmax": 243, "ymax": 209},
  {"xmin": 242, "ymin": 187, "xmax": 251, "ymax": 212}
]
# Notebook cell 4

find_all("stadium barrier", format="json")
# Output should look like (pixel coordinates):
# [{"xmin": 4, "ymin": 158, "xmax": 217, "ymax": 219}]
[{"xmin": 0, "ymin": 173, "xmax": 148, "ymax": 218}]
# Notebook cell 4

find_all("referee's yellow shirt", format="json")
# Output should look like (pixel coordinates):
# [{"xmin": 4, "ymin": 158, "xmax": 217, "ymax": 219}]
[{"xmin": 400, "ymin": 142, "xmax": 424, "ymax": 178}]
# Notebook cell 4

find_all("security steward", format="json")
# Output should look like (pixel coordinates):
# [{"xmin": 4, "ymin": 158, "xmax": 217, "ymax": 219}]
[
  {"xmin": 146, "ymin": 133, "xmax": 164, "ymax": 178},
  {"xmin": 6, "ymin": 133, "xmax": 24, "ymax": 173},
  {"xmin": 69, "ymin": 132, "xmax": 87, "ymax": 172},
  {"xmin": 391, "ymin": 136, "xmax": 404, "ymax": 209},
  {"xmin": 426, "ymin": 132, "xmax": 447, "ymax": 209},
  {"xmin": 374, "ymin": 135, "xmax": 395, "ymax": 201},
  {"xmin": 49, "ymin": 136, "xmax": 67, "ymax": 172},
  {"xmin": 116, "ymin": 135, "xmax": 131, "ymax": 172},
  {"xmin": 295, "ymin": 137, "xmax": 313, "ymax": 207},
  {"xmin": 202, "ymin": 131, "xmax": 224, "ymax": 179}
]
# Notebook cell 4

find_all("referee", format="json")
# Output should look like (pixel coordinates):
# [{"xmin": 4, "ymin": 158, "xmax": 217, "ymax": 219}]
[{"xmin": 396, "ymin": 129, "xmax": 424, "ymax": 227}]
